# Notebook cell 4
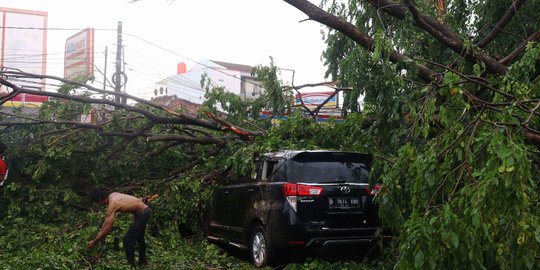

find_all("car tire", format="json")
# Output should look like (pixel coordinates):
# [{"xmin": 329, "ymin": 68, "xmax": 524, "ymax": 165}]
[{"xmin": 249, "ymin": 225, "xmax": 273, "ymax": 268}]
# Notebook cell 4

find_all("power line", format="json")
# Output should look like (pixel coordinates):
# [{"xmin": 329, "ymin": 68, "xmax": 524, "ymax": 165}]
[
  {"xmin": 122, "ymin": 53, "xmax": 201, "ymax": 88},
  {"xmin": 121, "ymin": 44, "xmax": 204, "ymax": 90},
  {"xmin": 125, "ymin": 59, "xmax": 199, "ymax": 89},
  {"xmin": 2, "ymin": 26, "xmax": 266, "ymax": 89},
  {"xmin": 3, "ymin": 26, "xmax": 262, "ymax": 88},
  {"xmin": 124, "ymin": 65, "xmax": 206, "ymax": 101},
  {"xmin": 123, "ymin": 32, "xmax": 264, "ymax": 88},
  {"xmin": 127, "ymin": 67, "xmax": 205, "ymax": 98},
  {"xmin": 121, "ymin": 53, "xmax": 205, "ymax": 93},
  {"xmin": 8, "ymin": 78, "xmax": 63, "ymax": 90},
  {"xmin": 0, "ymin": 26, "xmax": 115, "ymax": 31},
  {"xmin": 2, "ymin": 26, "xmax": 266, "ymax": 99}
]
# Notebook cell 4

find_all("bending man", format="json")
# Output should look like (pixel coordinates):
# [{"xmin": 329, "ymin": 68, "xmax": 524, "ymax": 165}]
[
  {"xmin": 0, "ymin": 142, "xmax": 8, "ymax": 185},
  {"xmin": 87, "ymin": 187, "xmax": 152, "ymax": 267}
]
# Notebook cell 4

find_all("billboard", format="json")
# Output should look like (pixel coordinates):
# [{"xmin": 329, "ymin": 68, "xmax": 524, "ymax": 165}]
[
  {"xmin": 0, "ymin": 7, "xmax": 48, "ymax": 107},
  {"xmin": 295, "ymin": 91, "xmax": 338, "ymax": 108},
  {"xmin": 64, "ymin": 28, "xmax": 94, "ymax": 80}
]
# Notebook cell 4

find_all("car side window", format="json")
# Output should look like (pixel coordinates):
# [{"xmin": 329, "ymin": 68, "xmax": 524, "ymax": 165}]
[
  {"xmin": 226, "ymin": 160, "xmax": 261, "ymax": 184},
  {"xmin": 255, "ymin": 160, "xmax": 264, "ymax": 181},
  {"xmin": 262, "ymin": 160, "xmax": 278, "ymax": 181},
  {"xmin": 271, "ymin": 160, "xmax": 286, "ymax": 182}
]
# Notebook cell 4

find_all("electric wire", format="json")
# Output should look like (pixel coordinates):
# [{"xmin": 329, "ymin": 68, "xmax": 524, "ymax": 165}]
[
  {"xmin": 126, "ymin": 67, "xmax": 204, "ymax": 101},
  {"xmin": 121, "ymin": 43, "xmax": 204, "ymax": 90},
  {"xmin": 0, "ymin": 26, "xmax": 115, "ymax": 31},
  {"xmin": 123, "ymin": 54, "xmax": 201, "ymax": 89},
  {"xmin": 2, "ymin": 26, "xmax": 263, "ymax": 88},
  {"xmin": 123, "ymin": 32, "xmax": 264, "ymax": 88},
  {"xmin": 2, "ymin": 26, "xmax": 263, "ymax": 101}
]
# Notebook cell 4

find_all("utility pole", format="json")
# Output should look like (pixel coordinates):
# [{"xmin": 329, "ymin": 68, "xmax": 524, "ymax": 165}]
[
  {"xmin": 121, "ymin": 44, "xmax": 127, "ymax": 104},
  {"xmin": 113, "ymin": 21, "xmax": 124, "ymax": 103},
  {"xmin": 103, "ymin": 46, "xmax": 108, "ymax": 98}
]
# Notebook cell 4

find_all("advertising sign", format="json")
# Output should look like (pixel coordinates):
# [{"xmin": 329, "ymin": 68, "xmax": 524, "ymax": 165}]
[
  {"xmin": 64, "ymin": 28, "xmax": 94, "ymax": 80},
  {"xmin": 0, "ymin": 7, "xmax": 48, "ymax": 107},
  {"xmin": 1, "ymin": 93, "xmax": 48, "ymax": 108},
  {"xmin": 295, "ymin": 91, "xmax": 338, "ymax": 108}
]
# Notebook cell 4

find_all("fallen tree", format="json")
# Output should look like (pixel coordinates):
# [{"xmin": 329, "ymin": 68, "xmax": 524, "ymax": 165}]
[{"xmin": 0, "ymin": 0, "xmax": 539, "ymax": 268}]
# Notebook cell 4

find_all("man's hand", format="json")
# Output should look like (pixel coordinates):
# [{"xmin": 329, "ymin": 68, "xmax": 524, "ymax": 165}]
[{"xmin": 87, "ymin": 239, "xmax": 97, "ymax": 249}]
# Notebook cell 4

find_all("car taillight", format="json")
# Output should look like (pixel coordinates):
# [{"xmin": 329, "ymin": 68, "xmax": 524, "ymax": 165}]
[
  {"xmin": 364, "ymin": 184, "xmax": 381, "ymax": 196},
  {"xmin": 282, "ymin": 183, "xmax": 323, "ymax": 212},
  {"xmin": 282, "ymin": 183, "xmax": 297, "ymax": 196},
  {"xmin": 282, "ymin": 183, "xmax": 323, "ymax": 196}
]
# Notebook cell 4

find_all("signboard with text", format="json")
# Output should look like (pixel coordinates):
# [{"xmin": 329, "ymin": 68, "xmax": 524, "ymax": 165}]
[
  {"xmin": 0, "ymin": 7, "xmax": 49, "ymax": 107},
  {"xmin": 64, "ymin": 28, "xmax": 94, "ymax": 80},
  {"xmin": 295, "ymin": 91, "xmax": 338, "ymax": 108}
]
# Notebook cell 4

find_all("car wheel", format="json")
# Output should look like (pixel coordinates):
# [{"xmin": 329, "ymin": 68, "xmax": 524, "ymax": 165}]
[{"xmin": 249, "ymin": 225, "xmax": 272, "ymax": 268}]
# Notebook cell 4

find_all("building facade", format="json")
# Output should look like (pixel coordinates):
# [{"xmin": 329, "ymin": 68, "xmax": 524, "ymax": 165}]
[{"xmin": 151, "ymin": 60, "xmax": 264, "ymax": 105}]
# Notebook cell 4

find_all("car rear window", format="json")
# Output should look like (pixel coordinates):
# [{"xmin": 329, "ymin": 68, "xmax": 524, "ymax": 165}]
[{"xmin": 290, "ymin": 161, "xmax": 369, "ymax": 183}]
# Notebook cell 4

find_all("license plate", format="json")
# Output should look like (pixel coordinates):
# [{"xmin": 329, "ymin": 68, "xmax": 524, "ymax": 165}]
[{"xmin": 328, "ymin": 197, "xmax": 360, "ymax": 209}]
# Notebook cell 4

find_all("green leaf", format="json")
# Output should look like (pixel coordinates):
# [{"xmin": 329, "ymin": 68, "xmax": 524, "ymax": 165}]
[
  {"xmin": 472, "ymin": 211, "xmax": 480, "ymax": 227},
  {"xmin": 414, "ymin": 250, "xmax": 425, "ymax": 268},
  {"xmin": 449, "ymin": 231, "xmax": 459, "ymax": 248}
]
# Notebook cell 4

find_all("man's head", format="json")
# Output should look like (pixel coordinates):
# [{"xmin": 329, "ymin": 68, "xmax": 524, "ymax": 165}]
[{"xmin": 88, "ymin": 187, "xmax": 109, "ymax": 205}]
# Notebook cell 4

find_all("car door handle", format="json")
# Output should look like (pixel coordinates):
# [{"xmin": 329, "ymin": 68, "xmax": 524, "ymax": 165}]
[
  {"xmin": 223, "ymin": 190, "xmax": 230, "ymax": 194},
  {"xmin": 246, "ymin": 188, "xmax": 255, "ymax": 192}
]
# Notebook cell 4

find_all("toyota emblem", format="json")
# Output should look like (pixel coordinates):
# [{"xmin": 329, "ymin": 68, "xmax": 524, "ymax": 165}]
[{"xmin": 340, "ymin": 186, "xmax": 351, "ymax": 194}]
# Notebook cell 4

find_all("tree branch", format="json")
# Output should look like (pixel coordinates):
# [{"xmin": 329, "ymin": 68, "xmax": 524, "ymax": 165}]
[
  {"xmin": 145, "ymin": 141, "xmax": 185, "ymax": 157},
  {"xmin": 524, "ymin": 130, "xmax": 540, "ymax": 147},
  {"xmin": 476, "ymin": 0, "xmax": 527, "ymax": 48},
  {"xmin": 0, "ymin": 71, "xmax": 227, "ymax": 131},
  {"xmin": 312, "ymin": 89, "xmax": 340, "ymax": 115},
  {"xmin": 146, "ymin": 134, "xmax": 225, "ymax": 145},
  {"xmin": 106, "ymin": 120, "xmax": 156, "ymax": 158},
  {"xmin": 164, "ymin": 146, "xmax": 226, "ymax": 181},
  {"xmin": 402, "ymin": 0, "xmax": 507, "ymax": 74},
  {"xmin": 203, "ymin": 110, "xmax": 263, "ymax": 141},
  {"xmin": 282, "ymin": 0, "xmax": 438, "ymax": 82},
  {"xmin": 291, "ymin": 81, "xmax": 336, "ymax": 90},
  {"xmin": 499, "ymin": 28, "xmax": 540, "ymax": 65},
  {"xmin": 0, "ymin": 74, "xmax": 229, "ymax": 133}
]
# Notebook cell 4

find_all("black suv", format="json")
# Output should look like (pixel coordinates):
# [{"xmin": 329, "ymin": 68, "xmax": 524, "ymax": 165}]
[{"xmin": 203, "ymin": 150, "xmax": 381, "ymax": 267}]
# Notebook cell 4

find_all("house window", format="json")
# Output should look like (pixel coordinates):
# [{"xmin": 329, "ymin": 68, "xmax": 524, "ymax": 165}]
[{"xmin": 252, "ymin": 84, "xmax": 260, "ymax": 96}]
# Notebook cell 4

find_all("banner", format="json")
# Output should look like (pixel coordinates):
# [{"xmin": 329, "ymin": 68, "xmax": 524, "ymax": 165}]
[{"xmin": 295, "ymin": 91, "xmax": 337, "ymax": 108}]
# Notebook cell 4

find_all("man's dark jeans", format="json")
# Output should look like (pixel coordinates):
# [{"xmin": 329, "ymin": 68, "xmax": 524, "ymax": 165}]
[{"xmin": 123, "ymin": 207, "xmax": 151, "ymax": 266}]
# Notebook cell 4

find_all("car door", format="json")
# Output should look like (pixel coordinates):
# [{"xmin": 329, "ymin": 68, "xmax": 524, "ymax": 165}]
[
  {"xmin": 224, "ymin": 159, "xmax": 277, "ymax": 242},
  {"xmin": 207, "ymin": 179, "xmax": 233, "ymax": 237}
]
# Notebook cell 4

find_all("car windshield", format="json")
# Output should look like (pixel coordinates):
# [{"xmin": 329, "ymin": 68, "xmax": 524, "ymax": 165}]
[{"xmin": 290, "ymin": 161, "xmax": 369, "ymax": 183}]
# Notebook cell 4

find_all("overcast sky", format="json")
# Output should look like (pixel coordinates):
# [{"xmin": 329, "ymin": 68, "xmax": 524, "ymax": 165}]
[{"xmin": 2, "ymin": 0, "xmax": 329, "ymax": 98}]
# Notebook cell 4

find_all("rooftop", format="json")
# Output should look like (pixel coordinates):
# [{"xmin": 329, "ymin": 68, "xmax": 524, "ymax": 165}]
[{"xmin": 210, "ymin": 60, "xmax": 254, "ymax": 74}]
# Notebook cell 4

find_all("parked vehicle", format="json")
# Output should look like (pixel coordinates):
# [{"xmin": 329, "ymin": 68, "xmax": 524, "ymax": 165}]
[{"xmin": 202, "ymin": 150, "xmax": 381, "ymax": 267}]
